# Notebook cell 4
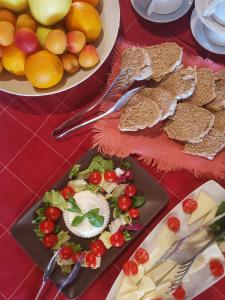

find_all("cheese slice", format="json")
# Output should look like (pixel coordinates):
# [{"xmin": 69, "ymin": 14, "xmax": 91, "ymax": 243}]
[
  {"xmin": 188, "ymin": 191, "xmax": 217, "ymax": 225},
  {"xmin": 160, "ymin": 264, "xmax": 180, "ymax": 284},
  {"xmin": 201, "ymin": 206, "xmax": 218, "ymax": 225},
  {"xmin": 117, "ymin": 276, "xmax": 137, "ymax": 299},
  {"xmin": 189, "ymin": 254, "xmax": 206, "ymax": 274},
  {"xmin": 130, "ymin": 265, "xmax": 144, "ymax": 284},
  {"xmin": 155, "ymin": 225, "xmax": 178, "ymax": 252},
  {"xmin": 187, "ymin": 229, "xmax": 210, "ymax": 247},
  {"xmin": 138, "ymin": 276, "xmax": 155, "ymax": 293},
  {"xmin": 141, "ymin": 290, "xmax": 161, "ymax": 300},
  {"xmin": 147, "ymin": 260, "xmax": 176, "ymax": 283},
  {"xmin": 219, "ymin": 241, "xmax": 225, "ymax": 253},
  {"xmin": 119, "ymin": 291, "xmax": 144, "ymax": 300},
  {"xmin": 142, "ymin": 247, "xmax": 165, "ymax": 273}
]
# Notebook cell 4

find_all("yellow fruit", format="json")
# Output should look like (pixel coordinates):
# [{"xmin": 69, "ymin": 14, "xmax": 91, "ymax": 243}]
[
  {"xmin": 0, "ymin": 0, "xmax": 28, "ymax": 12},
  {"xmin": 2, "ymin": 44, "xmax": 27, "ymax": 76},
  {"xmin": 66, "ymin": 2, "xmax": 102, "ymax": 42},
  {"xmin": 61, "ymin": 53, "xmax": 79, "ymax": 73},
  {"xmin": 0, "ymin": 21, "xmax": 15, "ymax": 46},
  {"xmin": 0, "ymin": 9, "xmax": 16, "ymax": 25},
  {"xmin": 24, "ymin": 50, "xmax": 63, "ymax": 88},
  {"xmin": 0, "ymin": 58, "xmax": 3, "ymax": 73},
  {"xmin": 16, "ymin": 14, "xmax": 37, "ymax": 32},
  {"xmin": 0, "ymin": 44, "xmax": 3, "ymax": 57},
  {"xmin": 45, "ymin": 29, "xmax": 67, "ymax": 55},
  {"xmin": 79, "ymin": 44, "xmax": 99, "ymax": 68},
  {"xmin": 72, "ymin": 0, "xmax": 100, "ymax": 7}
]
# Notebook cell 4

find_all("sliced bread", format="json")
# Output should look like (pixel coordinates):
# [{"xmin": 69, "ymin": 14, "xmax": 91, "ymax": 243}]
[
  {"xmin": 206, "ymin": 70, "xmax": 225, "ymax": 112},
  {"xmin": 164, "ymin": 103, "xmax": 215, "ymax": 143},
  {"xmin": 188, "ymin": 68, "xmax": 216, "ymax": 106},
  {"xmin": 184, "ymin": 129, "xmax": 225, "ymax": 160},
  {"xmin": 146, "ymin": 42, "xmax": 182, "ymax": 82},
  {"xmin": 213, "ymin": 109, "xmax": 225, "ymax": 134},
  {"xmin": 121, "ymin": 47, "xmax": 152, "ymax": 82}
]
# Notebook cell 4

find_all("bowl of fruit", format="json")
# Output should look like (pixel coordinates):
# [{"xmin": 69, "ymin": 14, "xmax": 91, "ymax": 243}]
[{"xmin": 0, "ymin": 0, "xmax": 120, "ymax": 96}]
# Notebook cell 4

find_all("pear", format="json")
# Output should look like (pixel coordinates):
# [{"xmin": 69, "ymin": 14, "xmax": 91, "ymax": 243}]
[
  {"xmin": 0, "ymin": 0, "xmax": 28, "ymax": 12},
  {"xmin": 28, "ymin": 0, "xmax": 72, "ymax": 26}
]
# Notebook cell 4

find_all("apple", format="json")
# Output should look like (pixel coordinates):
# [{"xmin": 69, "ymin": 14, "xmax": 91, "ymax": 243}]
[
  {"xmin": 0, "ymin": 0, "xmax": 28, "ymax": 12},
  {"xmin": 15, "ymin": 28, "xmax": 40, "ymax": 54},
  {"xmin": 36, "ymin": 26, "xmax": 51, "ymax": 49},
  {"xmin": 28, "ymin": 0, "xmax": 72, "ymax": 26}
]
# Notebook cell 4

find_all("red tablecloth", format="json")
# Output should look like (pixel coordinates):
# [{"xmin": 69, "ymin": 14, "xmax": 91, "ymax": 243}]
[{"xmin": 0, "ymin": 1, "xmax": 225, "ymax": 299}]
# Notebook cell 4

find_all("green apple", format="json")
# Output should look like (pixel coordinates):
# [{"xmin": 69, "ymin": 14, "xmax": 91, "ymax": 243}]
[
  {"xmin": 0, "ymin": 0, "xmax": 28, "ymax": 12},
  {"xmin": 28, "ymin": 0, "xmax": 72, "ymax": 26},
  {"xmin": 36, "ymin": 26, "xmax": 51, "ymax": 49}
]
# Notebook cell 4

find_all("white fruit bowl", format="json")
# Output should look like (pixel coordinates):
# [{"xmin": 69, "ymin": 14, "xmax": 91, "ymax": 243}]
[{"xmin": 0, "ymin": 0, "xmax": 120, "ymax": 97}]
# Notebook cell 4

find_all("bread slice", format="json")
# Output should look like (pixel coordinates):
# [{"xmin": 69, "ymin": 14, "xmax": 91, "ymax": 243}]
[
  {"xmin": 189, "ymin": 68, "xmax": 216, "ymax": 106},
  {"xmin": 156, "ymin": 66, "xmax": 197, "ymax": 100},
  {"xmin": 213, "ymin": 109, "xmax": 225, "ymax": 134},
  {"xmin": 119, "ymin": 93, "xmax": 162, "ymax": 132},
  {"xmin": 164, "ymin": 103, "xmax": 215, "ymax": 143},
  {"xmin": 146, "ymin": 42, "xmax": 182, "ymax": 82},
  {"xmin": 121, "ymin": 47, "xmax": 152, "ymax": 82},
  {"xmin": 206, "ymin": 70, "xmax": 225, "ymax": 112},
  {"xmin": 184, "ymin": 129, "xmax": 225, "ymax": 160},
  {"xmin": 138, "ymin": 87, "xmax": 177, "ymax": 120}
]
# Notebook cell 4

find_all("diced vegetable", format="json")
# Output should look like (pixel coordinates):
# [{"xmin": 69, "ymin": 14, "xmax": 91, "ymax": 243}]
[{"xmin": 99, "ymin": 231, "xmax": 112, "ymax": 249}]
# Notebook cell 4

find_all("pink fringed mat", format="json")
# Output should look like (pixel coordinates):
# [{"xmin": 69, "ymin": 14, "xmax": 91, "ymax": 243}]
[{"xmin": 92, "ymin": 39, "xmax": 225, "ymax": 180}]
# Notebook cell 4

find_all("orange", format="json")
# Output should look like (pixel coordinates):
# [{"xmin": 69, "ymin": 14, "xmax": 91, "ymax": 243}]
[
  {"xmin": 72, "ymin": 0, "xmax": 100, "ymax": 7},
  {"xmin": 66, "ymin": 2, "xmax": 102, "ymax": 42},
  {"xmin": 2, "ymin": 44, "xmax": 27, "ymax": 76},
  {"xmin": 24, "ymin": 50, "xmax": 63, "ymax": 89},
  {"xmin": 0, "ymin": 9, "xmax": 16, "ymax": 25}
]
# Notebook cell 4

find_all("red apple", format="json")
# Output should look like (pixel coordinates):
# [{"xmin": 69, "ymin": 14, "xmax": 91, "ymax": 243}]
[{"xmin": 15, "ymin": 28, "xmax": 40, "ymax": 54}]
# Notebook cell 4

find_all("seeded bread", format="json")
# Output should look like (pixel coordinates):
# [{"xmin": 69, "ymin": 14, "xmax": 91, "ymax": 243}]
[
  {"xmin": 188, "ymin": 68, "xmax": 216, "ymax": 106},
  {"xmin": 139, "ymin": 87, "xmax": 177, "ymax": 120},
  {"xmin": 184, "ymin": 129, "xmax": 225, "ymax": 160},
  {"xmin": 119, "ymin": 93, "xmax": 162, "ymax": 132},
  {"xmin": 146, "ymin": 42, "xmax": 182, "ymax": 82},
  {"xmin": 213, "ymin": 109, "xmax": 225, "ymax": 134},
  {"xmin": 206, "ymin": 70, "xmax": 225, "ymax": 112},
  {"xmin": 121, "ymin": 47, "xmax": 152, "ymax": 82},
  {"xmin": 164, "ymin": 103, "xmax": 215, "ymax": 143}
]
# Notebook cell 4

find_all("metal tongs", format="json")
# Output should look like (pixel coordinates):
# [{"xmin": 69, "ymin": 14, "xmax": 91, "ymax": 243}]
[{"xmin": 34, "ymin": 250, "xmax": 84, "ymax": 300}]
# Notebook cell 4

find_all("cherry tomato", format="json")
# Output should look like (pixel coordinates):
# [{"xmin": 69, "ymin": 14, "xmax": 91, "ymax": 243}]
[
  {"xmin": 71, "ymin": 251, "xmax": 82, "ymax": 264},
  {"xmin": 85, "ymin": 252, "xmax": 97, "ymax": 268},
  {"xmin": 118, "ymin": 195, "xmax": 132, "ymax": 212},
  {"xmin": 90, "ymin": 239, "xmax": 106, "ymax": 257},
  {"xmin": 60, "ymin": 245, "xmax": 73, "ymax": 260},
  {"xmin": 182, "ymin": 198, "xmax": 198, "ymax": 214},
  {"xmin": 135, "ymin": 248, "xmax": 149, "ymax": 264},
  {"xmin": 39, "ymin": 219, "xmax": 55, "ymax": 234},
  {"xmin": 123, "ymin": 260, "xmax": 138, "ymax": 276},
  {"xmin": 60, "ymin": 186, "xmax": 75, "ymax": 200},
  {"xmin": 88, "ymin": 171, "xmax": 102, "ymax": 185},
  {"xmin": 209, "ymin": 259, "xmax": 224, "ymax": 277},
  {"xmin": 167, "ymin": 216, "xmax": 180, "ymax": 232},
  {"xmin": 125, "ymin": 184, "xmax": 137, "ymax": 197},
  {"xmin": 43, "ymin": 233, "xmax": 58, "ymax": 248},
  {"xmin": 104, "ymin": 170, "xmax": 118, "ymax": 182},
  {"xmin": 45, "ymin": 206, "xmax": 61, "ymax": 222},
  {"xmin": 110, "ymin": 231, "xmax": 125, "ymax": 247},
  {"xmin": 172, "ymin": 286, "xmax": 186, "ymax": 300},
  {"xmin": 129, "ymin": 208, "xmax": 140, "ymax": 219}
]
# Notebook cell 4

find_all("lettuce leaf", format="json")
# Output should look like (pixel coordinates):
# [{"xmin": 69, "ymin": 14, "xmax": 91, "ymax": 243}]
[
  {"xmin": 88, "ymin": 155, "xmax": 114, "ymax": 172},
  {"xmin": 69, "ymin": 164, "xmax": 81, "ymax": 179},
  {"xmin": 52, "ymin": 230, "xmax": 70, "ymax": 250},
  {"xmin": 43, "ymin": 190, "xmax": 67, "ymax": 211}
]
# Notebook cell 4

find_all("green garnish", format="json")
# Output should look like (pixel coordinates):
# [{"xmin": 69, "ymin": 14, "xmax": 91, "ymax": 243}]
[
  {"xmin": 70, "ymin": 206, "xmax": 104, "ymax": 228},
  {"xmin": 44, "ymin": 190, "xmax": 67, "ymax": 211},
  {"xmin": 67, "ymin": 197, "xmax": 82, "ymax": 213},
  {"xmin": 69, "ymin": 164, "xmax": 81, "ymax": 179},
  {"xmin": 132, "ymin": 196, "xmax": 145, "ymax": 208},
  {"xmin": 52, "ymin": 231, "xmax": 70, "ymax": 250},
  {"xmin": 121, "ymin": 160, "xmax": 131, "ymax": 170},
  {"xmin": 123, "ymin": 230, "xmax": 132, "ymax": 241},
  {"xmin": 210, "ymin": 201, "xmax": 225, "ymax": 242}
]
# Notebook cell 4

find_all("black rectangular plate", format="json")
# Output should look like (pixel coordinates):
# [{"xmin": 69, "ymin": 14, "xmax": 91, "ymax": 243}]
[{"xmin": 11, "ymin": 149, "xmax": 168, "ymax": 299}]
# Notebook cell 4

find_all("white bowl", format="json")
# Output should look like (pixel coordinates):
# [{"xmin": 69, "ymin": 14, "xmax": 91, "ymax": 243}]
[
  {"xmin": 0, "ymin": 0, "xmax": 120, "ymax": 97},
  {"xmin": 204, "ymin": 24, "xmax": 225, "ymax": 46}
]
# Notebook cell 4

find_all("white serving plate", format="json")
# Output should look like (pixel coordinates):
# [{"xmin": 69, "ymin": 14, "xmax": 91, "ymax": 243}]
[
  {"xmin": 0, "ymin": 0, "xmax": 120, "ymax": 97},
  {"xmin": 107, "ymin": 180, "xmax": 225, "ymax": 300}
]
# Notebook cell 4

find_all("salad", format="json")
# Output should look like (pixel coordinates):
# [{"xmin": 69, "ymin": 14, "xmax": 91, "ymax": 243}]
[{"xmin": 32, "ymin": 155, "xmax": 146, "ymax": 273}]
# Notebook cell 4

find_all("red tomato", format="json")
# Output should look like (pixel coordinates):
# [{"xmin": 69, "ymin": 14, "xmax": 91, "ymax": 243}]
[
  {"xmin": 129, "ymin": 208, "xmax": 140, "ymax": 219},
  {"xmin": 45, "ymin": 206, "xmax": 61, "ymax": 221},
  {"xmin": 167, "ymin": 216, "xmax": 180, "ymax": 232},
  {"xmin": 123, "ymin": 260, "xmax": 138, "ymax": 276},
  {"xmin": 104, "ymin": 170, "xmax": 118, "ymax": 182},
  {"xmin": 88, "ymin": 171, "xmax": 102, "ymax": 185},
  {"xmin": 43, "ymin": 233, "xmax": 58, "ymax": 248},
  {"xmin": 172, "ymin": 286, "xmax": 186, "ymax": 300},
  {"xmin": 60, "ymin": 186, "xmax": 75, "ymax": 200},
  {"xmin": 182, "ymin": 198, "xmax": 198, "ymax": 214},
  {"xmin": 85, "ymin": 252, "xmax": 97, "ymax": 268},
  {"xmin": 71, "ymin": 251, "xmax": 82, "ymax": 263},
  {"xmin": 39, "ymin": 219, "xmax": 55, "ymax": 234},
  {"xmin": 135, "ymin": 248, "xmax": 149, "ymax": 264},
  {"xmin": 118, "ymin": 195, "xmax": 132, "ymax": 212},
  {"xmin": 110, "ymin": 232, "xmax": 125, "ymax": 247},
  {"xmin": 90, "ymin": 239, "xmax": 106, "ymax": 257},
  {"xmin": 209, "ymin": 259, "xmax": 224, "ymax": 277},
  {"xmin": 125, "ymin": 184, "xmax": 137, "ymax": 197},
  {"xmin": 60, "ymin": 245, "xmax": 73, "ymax": 260}
]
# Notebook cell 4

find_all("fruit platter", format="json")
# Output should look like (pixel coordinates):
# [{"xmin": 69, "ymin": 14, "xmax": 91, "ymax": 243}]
[
  {"xmin": 0, "ymin": 0, "xmax": 120, "ymax": 96},
  {"xmin": 107, "ymin": 180, "xmax": 225, "ymax": 300}
]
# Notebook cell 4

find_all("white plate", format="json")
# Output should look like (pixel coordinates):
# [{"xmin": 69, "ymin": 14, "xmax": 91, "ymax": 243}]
[
  {"xmin": 191, "ymin": 9, "xmax": 225, "ymax": 54},
  {"xmin": 0, "ymin": 0, "xmax": 120, "ymax": 97},
  {"xmin": 107, "ymin": 180, "xmax": 225, "ymax": 300},
  {"xmin": 131, "ymin": 0, "xmax": 193, "ymax": 23}
]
